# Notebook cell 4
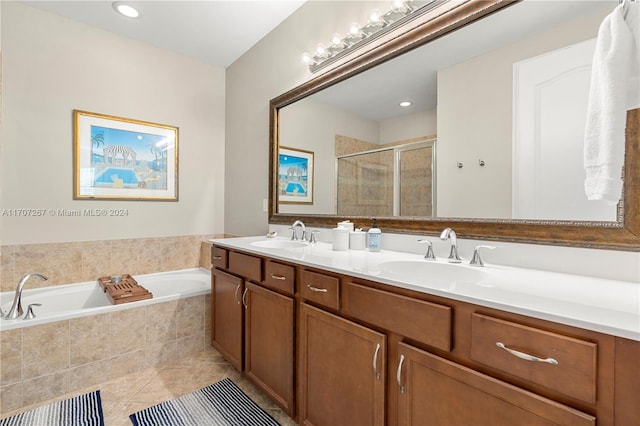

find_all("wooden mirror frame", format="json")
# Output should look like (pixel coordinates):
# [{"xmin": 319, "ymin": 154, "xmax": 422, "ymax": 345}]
[{"xmin": 269, "ymin": 0, "xmax": 640, "ymax": 251}]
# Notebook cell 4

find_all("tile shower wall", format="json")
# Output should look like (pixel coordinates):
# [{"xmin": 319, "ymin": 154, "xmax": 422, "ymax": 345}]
[
  {"xmin": 0, "ymin": 295, "xmax": 212, "ymax": 415},
  {"xmin": 0, "ymin": 234, "xmax": 221, "ymax": 293},
  {"xmin": 0, "ymin": 234, "xmax": 221, "ymax": 415}
]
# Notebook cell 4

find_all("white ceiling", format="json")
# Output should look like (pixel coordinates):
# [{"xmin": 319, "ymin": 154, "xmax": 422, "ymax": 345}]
[{"xmin": 19, "ymin": 0, "xmax": 306, "ymax": 68}]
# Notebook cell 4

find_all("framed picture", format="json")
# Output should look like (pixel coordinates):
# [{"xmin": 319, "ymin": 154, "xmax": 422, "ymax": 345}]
[
  {"xmin": 278, "ymin": 146, "xmax": 314, "ymax": 204},
  {"xmin": 73, "ymin": 110, "xmax": 178, "ymax": 201}
]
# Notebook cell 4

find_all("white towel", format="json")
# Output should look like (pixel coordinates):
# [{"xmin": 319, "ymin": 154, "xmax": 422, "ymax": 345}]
[{"xmin": 584, "ymin": 2, "xmax": 640, "ymax": 203}]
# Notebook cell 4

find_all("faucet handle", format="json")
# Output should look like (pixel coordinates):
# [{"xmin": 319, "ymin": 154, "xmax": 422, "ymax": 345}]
[
  {"xmin": 417, "ymin": 239, "xmax": 436, "ymax": 260},
  {"xmin": 25, "ymin": 303, "xmax": 42, "ymax": 320},
  {"xmin": 470, "ymin": 245, "xmax": 496, "ymax": 267},
  {"xmin": 309, "ymin": 230, "xmax": 320, "ymax": 244},
  {"xmin": 289, "ymin": 226, "xmax": 298, "ymax": 240}
]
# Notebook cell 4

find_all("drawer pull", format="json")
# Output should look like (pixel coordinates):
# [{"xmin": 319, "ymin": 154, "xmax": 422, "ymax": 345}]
[
  {"xmin": 307, "ymin": 285, "xmax": 328, "ymax": 293},
  {"xmin": 397, "ymin": 354, "xmax": 406, "ymax": 394},
  {"xmin": 270, "ymin": 274, "xmax": 287, "ymax": 281},
  {"xmin": 242, "ymin": 288, "xmax": 248, "ymax": 308},
  {"xmin": 234, "ymin": 284, "xmax": 241, "ymax": 305},
  {"xmin": 496, "ymin": 342, "xmax": 559, "ymax": 365},
  {"xmin": 373, "ymin": 343, "xmax": 381, "ymax": 380},
  {"xmin": 212, "ymin": 255, "xmax": 223, "ymax": 260}
]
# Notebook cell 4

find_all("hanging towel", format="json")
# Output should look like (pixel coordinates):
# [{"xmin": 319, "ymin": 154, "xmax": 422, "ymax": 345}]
[{"xmin": 584, "ymin": 2, "xmax": 640, "ymax": 203}]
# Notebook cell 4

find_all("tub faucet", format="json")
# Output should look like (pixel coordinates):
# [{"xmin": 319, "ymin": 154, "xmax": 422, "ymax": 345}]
[
  {"xmin": 290, "ymin": 220, "xmax": 306, "ymax": 241},
  {"xmin": 440, "ymin": 228, "xmax": 462, "ymax": 263},
  {"xmin": 4, "ymin": 273, "xmax": 48, "ymax": 320}
]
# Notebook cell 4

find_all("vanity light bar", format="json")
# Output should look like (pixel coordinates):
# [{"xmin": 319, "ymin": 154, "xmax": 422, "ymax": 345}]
[{"xmin": 302, "ymin": 0, "xmax": 445, "ymax": 73}]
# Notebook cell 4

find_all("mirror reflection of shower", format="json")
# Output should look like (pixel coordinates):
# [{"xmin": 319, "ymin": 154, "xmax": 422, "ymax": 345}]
[{"xmin": 336, "ymin": 139, "xmax": 436, "ymax": 217}]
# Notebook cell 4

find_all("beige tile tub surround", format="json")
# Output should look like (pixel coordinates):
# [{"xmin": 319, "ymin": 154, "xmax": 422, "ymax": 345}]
[
  {"xmin": 0, "ymin": 294, "xmax": 212, "ymax": 415},
  {"xmin": 0, "ymin": 234, "xmax": 220, "ymax": 292}
]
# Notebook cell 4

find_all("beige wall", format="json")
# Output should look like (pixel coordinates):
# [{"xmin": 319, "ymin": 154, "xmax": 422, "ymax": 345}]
[
  {"xmin": 279, "ymin": 97, "xmax": 379, "ymax": 215},
  {"xmin": 225, "ymin": 0, "xmax": 389, "ymax": 235},
  {"xmin": 1, "ymin": 2, "xmax": 225, "ymax": 245}
]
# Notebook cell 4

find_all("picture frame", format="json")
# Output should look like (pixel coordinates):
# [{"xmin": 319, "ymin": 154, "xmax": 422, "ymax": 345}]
[
  {"xmin": 73, "ymin": 110, "xmax": 178, "ymax": 201},
  {"xmin": 278, "ymin": 146, "xmax": 314, "ymax": 204}
]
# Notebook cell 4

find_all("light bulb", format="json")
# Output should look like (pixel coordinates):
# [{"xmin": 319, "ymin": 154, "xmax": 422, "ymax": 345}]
[
  {"xmin": 331, "ymin": 33, "xmax": 343, "ymax": 46},
  {"xmin": 391, "ymin": 0, "xmax": 408, "ymax": 13},
  {"xmin": 316, "ymin": 44, "xmax": 326, "ymax": 55},
  {"xmin": 369, "ymin": 9, "xmax": 381, "ymax": 23},
  {"xmin": 349, "ymin": 22, "xmax": 361, "ymax": 36},
  {"xmin": 301, "ymin": 52, "xmax": 311, "ymax": 64},
  {"xmin": 112, "ymin": 1, "xmax": 141, "ymax": 18}
]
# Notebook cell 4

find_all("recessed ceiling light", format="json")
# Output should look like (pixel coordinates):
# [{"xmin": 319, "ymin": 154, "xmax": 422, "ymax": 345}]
[
  {"xmin": 112, "ymin": 1, "xmax": 141, "ymax": 18},
  {"xmin": 399, "ymin": 101, "xmax": 412, "ymax": 107}
]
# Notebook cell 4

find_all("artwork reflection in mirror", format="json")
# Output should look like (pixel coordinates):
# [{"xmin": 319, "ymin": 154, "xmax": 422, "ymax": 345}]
[
  {"xmin": 277, "ymin": 1, "xmax": 619, "ymax": 222},
  {"xmin": 278, "ymin": 146, "xmax": 314, "ymax": 204}
]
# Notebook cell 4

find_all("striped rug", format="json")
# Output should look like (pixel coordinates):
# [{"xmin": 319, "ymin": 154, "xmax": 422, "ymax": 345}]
[
  {"xmin": 129, "ymin": 378, "xmax": 280, "ymax": 426},
  {"xmin": 0, "ymin": 390, "xmax": 104, "ymax": 426}
]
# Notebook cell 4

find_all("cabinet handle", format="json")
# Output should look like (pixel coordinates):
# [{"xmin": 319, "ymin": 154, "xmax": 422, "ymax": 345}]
[
  {"xmin": 242, "ymin": 288, "xmax": 248, "ymax": 308},
  {"xmin": 373, "ymin": 343, "xmax": 381, "ymax": 380},
  {"xmin": 212, "ymin": 255, "xmax": 223, "ymax": 260},
  {"xmin": 234, "ymin": 284, "xmax": 241, "ymax": 305},
  {"xmin": 307, "ymin": 285, "xmax": 328, "ymax": 293},
  {"xmin": 496, "ymin": 342, "xmax": 559, "ymax": 365},
  {"xmin": 397, "ymin": 354, "xmax": 406, "ymax": 394},
  {"xmin": 270, "ymin": 274, "xmax": 286, "ymax": 281}
]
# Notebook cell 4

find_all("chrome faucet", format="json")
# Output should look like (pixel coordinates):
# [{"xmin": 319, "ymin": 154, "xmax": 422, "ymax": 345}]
[
  {"xmin": 440, "ymin": 228, "xmax": 462, "ymax": 263},
  {"xmin": 4, "ymin": 273, "xmax": 48, "ymax": 320},
  {"xmin": 290, "ymin": 220, "xmax": 306, "ymax": 241}
]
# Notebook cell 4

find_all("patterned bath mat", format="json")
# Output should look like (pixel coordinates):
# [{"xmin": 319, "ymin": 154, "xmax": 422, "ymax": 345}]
[
  {"xmin": 129, "ymin": 378, "xmax": 280, "ymax": 426},
  {"xmin": 0, "ymin": 390, "xmax": 104, "ymax": 426}
]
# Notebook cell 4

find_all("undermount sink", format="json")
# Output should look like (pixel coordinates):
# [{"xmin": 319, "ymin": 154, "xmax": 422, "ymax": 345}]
[
  {"xmin": 250, "ymin": 239, "xmax": 307, "ymax": 249},
  {"xmin": 379, "ymin": 260, "xmax": 487, "ymax": 284}
]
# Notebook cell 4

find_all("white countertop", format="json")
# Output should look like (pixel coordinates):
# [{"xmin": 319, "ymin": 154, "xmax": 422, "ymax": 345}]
[{"xmin": 211, "ymin": 236, "xmax": 640, "ymax": 341}]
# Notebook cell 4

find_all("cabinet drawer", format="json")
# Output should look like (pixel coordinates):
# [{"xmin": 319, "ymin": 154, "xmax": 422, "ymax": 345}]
[
  {"xmin": 211, "ymin": 246, "xmax": 228, "ymax": 269},
  {"xmin": 228, "ymin": 251, "xmax": 262, "ymax": 282},
  {"xmin": 264, "ymin": 261, "xmax": 295, "ymax": 295},
  {"xmin": 300, "ymin": 269, "xmax": 340, "ymax": 310},
  {"xmin": 471, "ymin": 313, "xmax": 597, "ymax": 404},
  {"xmin": 344, "ymin": 282, "xmax": 452, "ymax": 352},
  {"xmin": 398, "ymin": 342, "xmax": 595, "ymax": 426}
]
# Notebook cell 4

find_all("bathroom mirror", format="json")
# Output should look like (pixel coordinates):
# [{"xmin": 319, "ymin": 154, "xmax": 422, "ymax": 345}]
[{"xmin": 269, "ymin": 0, "xmax": 640, "ymax": 250}]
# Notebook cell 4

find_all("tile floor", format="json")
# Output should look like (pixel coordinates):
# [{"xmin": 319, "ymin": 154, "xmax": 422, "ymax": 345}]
[{"xmin": 0, "ymin": 346, "xmax": 297, "ymax": 426}]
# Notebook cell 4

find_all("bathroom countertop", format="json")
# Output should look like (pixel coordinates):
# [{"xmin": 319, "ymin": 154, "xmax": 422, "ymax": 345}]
[{"xmin": 210, "ymin": 236, "xmax": 640, "ymax": 341}]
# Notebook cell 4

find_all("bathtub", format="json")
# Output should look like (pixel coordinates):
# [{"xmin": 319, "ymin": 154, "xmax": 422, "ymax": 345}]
[{"xmin": 0, "ymin": 268, "xmax": 211, "ymax": 331}]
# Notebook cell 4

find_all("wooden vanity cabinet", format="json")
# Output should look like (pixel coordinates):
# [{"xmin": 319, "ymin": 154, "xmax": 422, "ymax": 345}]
[
  {"xmin": 244, "ymin": 281, "xmax": 295, "ymax": 415},
  {"xmin": 211, "ymin": 245, "xmax": 638, "ymax": 425},
  {"xmin": 396, "ymin": 342, "xmax": 596, "ymax": 426},
  {"xmin": 211, "ymin": 246, "xmax": 296, "ymax": 416},
  {"xmin": 211, "ymin": 268, "xmax": 244, "ymax": 371},
  {"xmin": 299, "ymin": 303, "xmax": 386, "ymax": 426}
]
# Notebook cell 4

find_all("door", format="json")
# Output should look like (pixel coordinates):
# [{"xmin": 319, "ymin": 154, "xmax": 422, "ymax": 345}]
[
  {"xmin": 244, "ymin": 282, "xmax": 295, "ymax": 415},
  {"xmin": 211, "ymin": 268, "xmax": 243, "ymax": 371},
  {"xmin": 299, "ymin": 303, "xmax": 386, "ymax": 426},
  {"xmin": 513, "ymin": 38, "xmax": 616, "ymax": 221}
]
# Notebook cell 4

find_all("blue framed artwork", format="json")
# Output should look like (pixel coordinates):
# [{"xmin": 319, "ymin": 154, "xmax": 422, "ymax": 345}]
[
  {"xmin": 73, "ymin": 110, "xmax": 178, "ymax": 200},
  {"xmin": 278, "ymin": 146, "xmax": 314, "ymax": 204}
]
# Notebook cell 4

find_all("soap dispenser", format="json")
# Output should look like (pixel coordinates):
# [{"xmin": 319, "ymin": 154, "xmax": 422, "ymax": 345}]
[{"xmin": 367, "ymin": 218, "xmax": 381, "ymax": 252}]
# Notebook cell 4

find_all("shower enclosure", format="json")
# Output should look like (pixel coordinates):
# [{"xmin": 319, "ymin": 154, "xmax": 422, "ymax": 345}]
[{"xmin": 336, "ymin": 139, "xmax": 436, "ymax": 217}]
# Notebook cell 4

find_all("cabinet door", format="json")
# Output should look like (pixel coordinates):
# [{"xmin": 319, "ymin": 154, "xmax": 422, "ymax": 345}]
[
  {"xmin": 211, "ymin": 269, "xmax": 243, "ymax": 371},
  {"xmin": 396, "ymin": 342, "xmax": 595, "ymax": 426},
  {"xmin": 244, "ymin": 282, "xmax": 295, "ymax": 415},
  {"xmin": 300, "ymin": 303, "xmax": 386, "ymax": 426}
]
